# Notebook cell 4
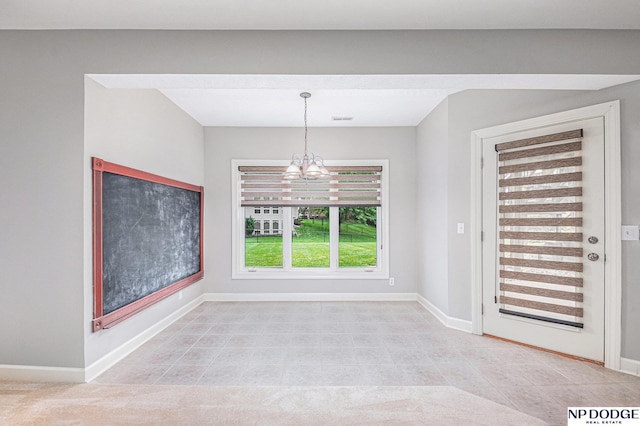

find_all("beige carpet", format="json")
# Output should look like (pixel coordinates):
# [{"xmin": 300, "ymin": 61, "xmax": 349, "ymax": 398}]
[{"xmin": 1, "ymin": 381, "xmax": 544, "ymax": 425}]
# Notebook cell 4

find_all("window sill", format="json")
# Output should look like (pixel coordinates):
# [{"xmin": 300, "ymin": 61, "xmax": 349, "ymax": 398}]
[{"xmin": 232, "ymin": 269, "xmax": 388, "ymax": 280}]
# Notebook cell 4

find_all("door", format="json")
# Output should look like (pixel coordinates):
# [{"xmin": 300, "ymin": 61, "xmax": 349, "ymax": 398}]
[{"xmin": 482, "ymin": 117, "xmax": 605, "ymax": 362}]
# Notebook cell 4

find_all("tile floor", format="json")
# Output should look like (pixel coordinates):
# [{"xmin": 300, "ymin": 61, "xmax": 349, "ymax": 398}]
[{"xmin": 95, "ymin": 301, "xmax": 640, "ymax": 424}]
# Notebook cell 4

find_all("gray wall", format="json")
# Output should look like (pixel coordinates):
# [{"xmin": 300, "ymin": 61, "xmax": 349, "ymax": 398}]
[
  {"xmin": 83, "ymin": 79, "xmax": 205, "ymax": 366},
  {"xmin": 416, "ymin": 98, "xmax": 450, "ymax": 312},
  {"xmin": 204, "ymin": 127, "xmax": 417, "ymax": 294},
  {"xmin": 415, "ymin": 81, "xmax": 640, "ymax": 359},
  {"xmin": 1, "ymin": 30, "xmax": 640, "ymax": 369}
]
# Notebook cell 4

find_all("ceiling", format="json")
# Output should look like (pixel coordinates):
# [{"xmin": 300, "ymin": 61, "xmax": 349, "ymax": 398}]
[
  {"xmin": 2, "ymin": 0, "xmax": 640, "ymax": 30},
  {"xmin": 19, "ymin": 1, "xmax": 638, "ymax": 127},
  {"xmin": 90, "ymin": 74, "xmax": 640, "ymax": 127}
]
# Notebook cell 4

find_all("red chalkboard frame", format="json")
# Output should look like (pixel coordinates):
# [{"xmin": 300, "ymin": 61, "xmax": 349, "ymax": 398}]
[{"xmin": 92, "ymin": 157, "xmax": 204, "ymax": 332}]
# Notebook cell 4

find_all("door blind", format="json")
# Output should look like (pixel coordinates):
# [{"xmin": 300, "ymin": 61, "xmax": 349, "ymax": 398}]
[
  {"xmin": 239, "ymin": 166, "xmax": 382, "ymax": 207},
  {"xmin": 495, "ymin": 129, "xmax": 585, "ymax": 328}
]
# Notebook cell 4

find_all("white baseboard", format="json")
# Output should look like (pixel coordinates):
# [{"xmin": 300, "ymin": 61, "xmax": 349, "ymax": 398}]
[
  {"xmin": 206, "ymin": 293, "xmax": 473, "ymax": 333},
  {"xmin": 204, "ymin": 292, "xmax": 417, "ymax": 302},
  {"xmin": 84, "ymin": 294, "xmax": 204, "ymax": 382},
  {"xmin": 416, "ymin": 293, "xmax": 473, "ymax": 333},
  {"xmin": 620, "ymin": 357, "xmax": 640, "ymax": 377},
  {"xmin": 0, "ymin": 295, "xmax": 205, "ymax": 383},
  {"xmin": 0, "ymin": 364, "xmax": 86, "ymax": 383},
  {"xmin": 1, "ymin": 292, "xmax": 479, "ymax": 383}
]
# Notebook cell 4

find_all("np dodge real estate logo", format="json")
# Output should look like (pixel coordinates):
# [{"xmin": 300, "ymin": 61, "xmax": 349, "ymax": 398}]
[{"xmin": 568, "ymin": 407, "xmax": 640, "ymax": 425}]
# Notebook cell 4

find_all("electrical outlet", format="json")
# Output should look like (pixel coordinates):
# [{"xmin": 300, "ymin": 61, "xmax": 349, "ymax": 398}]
[
  {"xmin": 457, "ymin": 223, "xmax": 465, "ymax": 234},
  {"xmin": 389, "ymin": 277, "xmax": 395, "ymax": 286}
]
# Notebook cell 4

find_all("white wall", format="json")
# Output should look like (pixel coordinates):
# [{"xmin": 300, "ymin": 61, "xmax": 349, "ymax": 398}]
[
  {"xmin": 204, "ymin": 127, "xmax": 418, "ymax": 295},
  {"xmin": 1, "ymin": 30, "xmax": 640, "ymax": 370},
  {"xmin": 416, "ymin": 98, "xmax": 450, "ymax": 313},
  {"xmin": 83, "ymin": 79, "xmax": 204, "ymax": 366}
]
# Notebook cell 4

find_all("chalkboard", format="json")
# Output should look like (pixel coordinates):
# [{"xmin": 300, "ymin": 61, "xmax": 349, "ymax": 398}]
[{"xmin": 92, "ymin": 158, "xmax": 203, "ymax": 331}]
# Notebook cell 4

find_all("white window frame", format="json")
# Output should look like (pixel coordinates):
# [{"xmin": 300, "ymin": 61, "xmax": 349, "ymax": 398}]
[{"xmin": 232, "ymin": 159, "xmax": 389, "ymax": 279}]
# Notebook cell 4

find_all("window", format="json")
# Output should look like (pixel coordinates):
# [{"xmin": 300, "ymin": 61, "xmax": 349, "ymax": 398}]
[
  {"xmin": 264, "ymin": 208, "xmax": 270, "ymax": 214},
  {"xmin": 254, "ymin": 208, "xmax": 260, "ymax": 214},
  {"xmin": 232, "ymin": 160, "xmax": 388, "ymax": 279},
  {"xmin": 339, "ymin": 207, "xmax": 377, "ymax": 268},
  {"xmin": 244, "ymin": 210, "xmax": 282, "ymax": 267},
  {"xmin": 293, "ymin": 207, "xmax": 330, "ymax": 268}
]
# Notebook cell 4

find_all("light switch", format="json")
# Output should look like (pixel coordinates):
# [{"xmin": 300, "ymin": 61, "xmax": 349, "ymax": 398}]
[
  {"xmin": 457, "ymin": 223, "xmax": 465, "ymax": 234},
  {"xmin": 621, "ymin": 225, "xmax": 640, "ymax": 241}
]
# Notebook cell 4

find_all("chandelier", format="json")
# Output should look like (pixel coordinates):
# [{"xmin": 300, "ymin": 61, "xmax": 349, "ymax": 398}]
[{"xmin": 283, "ymin": 92, "xmax": 330, "ymax": 180}]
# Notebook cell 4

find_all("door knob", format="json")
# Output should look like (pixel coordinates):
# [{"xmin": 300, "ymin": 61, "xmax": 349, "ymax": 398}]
[
  {"xmin": 587, "ymin": 253, "xmax": 599, "ymax": 261},
  {"xmin": 588, "ymin": 236, "xmax": 599, "ymax": 244}
]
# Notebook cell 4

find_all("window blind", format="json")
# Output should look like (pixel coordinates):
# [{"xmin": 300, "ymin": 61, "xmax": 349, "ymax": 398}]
[
  {"xmin": 495, "ymin": 129, "xmax": 585, "ymax": 328},
  {"xmin": 239, "ymin": 165, "xmax": 382, "ymax": 207}
]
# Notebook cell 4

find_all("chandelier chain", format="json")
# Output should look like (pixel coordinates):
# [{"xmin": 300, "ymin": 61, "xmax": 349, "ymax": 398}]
[{"xmin": 304, "ymin": 95, "xmax": 308, "ymax": 155}]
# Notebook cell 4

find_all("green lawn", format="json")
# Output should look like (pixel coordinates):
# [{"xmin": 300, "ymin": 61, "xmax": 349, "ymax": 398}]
[
  {"xmin": 245, "ymin": 219, "xmax": 376, "ymax": 268},
  {"xmin": 292, "ymin": 242, "xmax": 330, "ymax": 267},
  {"xmin": 245, "ymin": 235, "xmax": 282, "ymax": 267},
  {"xmin": 295, "ymin": 219, "xmax": 329, "ymax": 240},
  {"xmin": 339, "ymin": 242, "xmax": 377, "ymax": 267},
  {"xmin": 340, "ymin": 221, "xmax": 376, "ymax": 236}
]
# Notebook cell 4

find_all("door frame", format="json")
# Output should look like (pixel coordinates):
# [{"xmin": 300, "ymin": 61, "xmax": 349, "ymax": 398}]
[{"xmin": 470, "ymin": 101, "xmax": 621, "ymax": 370}]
